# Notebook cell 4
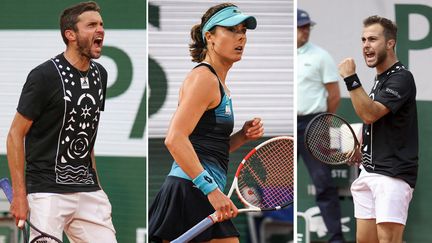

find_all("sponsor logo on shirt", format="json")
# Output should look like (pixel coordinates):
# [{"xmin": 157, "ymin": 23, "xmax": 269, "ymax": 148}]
[
  {"xmin": 80, "ymin": 77, "xmax": 90, "ymax": 89},
  {"xmin": 385, "ymin": 87, "xmax": 401, "ymax": 98},
  {"xmin": 225, "ymin": 96, "xmax": 232, "ymax": 116}
]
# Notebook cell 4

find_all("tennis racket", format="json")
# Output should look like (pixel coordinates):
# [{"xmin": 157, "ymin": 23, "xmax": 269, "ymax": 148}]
[
  {"xmin": 304, "ymin": 113, "xmax": 361, "ymax": 165},
  {"xmin": 0, "ymin": 178, "xmax": 63, "ymax": 243},
  {"xmin": 172, "ymin": 136, "xmax": 294, "ymax": 243}
]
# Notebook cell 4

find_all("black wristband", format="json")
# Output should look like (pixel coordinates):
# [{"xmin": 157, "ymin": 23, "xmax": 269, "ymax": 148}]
[{"xmin": 344, "ymin": 74, "xmax": 362, "ymax": 91}]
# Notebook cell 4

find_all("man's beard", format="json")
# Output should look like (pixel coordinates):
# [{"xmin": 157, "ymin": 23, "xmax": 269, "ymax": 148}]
[
  {"xmin": 76, "ymin": 35, "xmax": 99, "ymax": 59},
  {"xmin": 367, "ymin": 47, "xmax": 387, "ymax": 68}
]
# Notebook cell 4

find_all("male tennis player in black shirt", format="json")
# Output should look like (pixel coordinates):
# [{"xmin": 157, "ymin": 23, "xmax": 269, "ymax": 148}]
[
  {"xmin": 339, "ymin": 16, "xmax": 418, "ymax": 243},
  {"xmin": 6, "ymin": 2, "xmax": 117, "ymax": 242}
]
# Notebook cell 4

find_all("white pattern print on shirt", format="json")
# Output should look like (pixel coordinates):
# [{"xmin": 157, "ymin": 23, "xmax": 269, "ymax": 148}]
[
  {"xmin": 361, "ymin": 79, "xmax": 377, "ymax": 170},
  {"xmin": 362, "ymin": 65, "xmax": 407, "ymax": 170},
  {"xmin": 51, "ymin": 58, "xmax": 104, "ymax": 184}
]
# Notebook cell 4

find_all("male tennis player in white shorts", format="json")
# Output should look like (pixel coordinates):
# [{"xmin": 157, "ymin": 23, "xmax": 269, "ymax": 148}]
[
  {"xmin": 6, "ymin": 2, "xmax": 117, "ymax": 242},
  {"xmin": 339, "ymin": 15, "xmax": 418, "ymax": 243}
]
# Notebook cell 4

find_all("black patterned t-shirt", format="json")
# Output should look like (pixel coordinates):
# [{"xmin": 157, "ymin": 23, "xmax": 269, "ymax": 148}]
[
  {"xmin": 361, "ymin": 62, "xmax": 418, "ymax": 188},
  {"xmin": 17, "ymin": 53, "xmax": 107, "ymax": 193}
]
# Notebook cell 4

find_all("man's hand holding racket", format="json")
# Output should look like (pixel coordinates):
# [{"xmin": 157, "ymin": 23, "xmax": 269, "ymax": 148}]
[
  {"xmin": 10, "ymin": 191, "xmax": 28, "ymax": 228},
  {"xmin": 1, "ymin": 178, "xmax": 63, "ymax": 242},
  {"xmin": 346, "ymin": 144, "xmax": 362, "ymax": 166}
]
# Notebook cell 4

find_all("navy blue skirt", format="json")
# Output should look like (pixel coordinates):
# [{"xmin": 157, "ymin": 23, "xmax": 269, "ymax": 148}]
[{"xmin": 149, "ymin": 176, "xmax": 239, "ymax": 242}]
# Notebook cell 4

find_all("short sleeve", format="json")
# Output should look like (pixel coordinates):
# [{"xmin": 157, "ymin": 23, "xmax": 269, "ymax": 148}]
[
  {"xmin": 17, "ymin": 67, "xmax": 49, "ymax": 120},
  {"xmin": 98, "ymin": 64, "xmax": 108, "ymax": 111},
  {"xmin": 375, "ymin": 72, "xmax": 415, "ymax": 114},
  {"xmin": 320, "ymin": 50, "xmax": 340, "ymax": 84}
]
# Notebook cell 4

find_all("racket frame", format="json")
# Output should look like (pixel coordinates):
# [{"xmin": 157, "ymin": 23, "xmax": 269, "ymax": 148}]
[
  {"xmin": 231, "ymin": 135, "xmax": 294, "ymax": 213},
  {"xmin": 304, "ymin": 112, "xmax": 361, "ymax": 165},
  {"xmin": 172, "ymin": 136, "xmax": 294, "ymax": 242}
]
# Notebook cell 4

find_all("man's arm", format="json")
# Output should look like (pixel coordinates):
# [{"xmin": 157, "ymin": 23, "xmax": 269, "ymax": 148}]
[
  {"xmin": 347, "ymin": 87, "xmax": 389, "ymax": 124},
  {"xmin": 339, "ymin": 58, "xmax": 389, "ymax": 124},
  {"xmin": 6, "ymin": 112, "xmax": 33, "ymax": 226},
  {"xmin": 325, "ymin": 82, "xmax": 340, "ymax": 113}
]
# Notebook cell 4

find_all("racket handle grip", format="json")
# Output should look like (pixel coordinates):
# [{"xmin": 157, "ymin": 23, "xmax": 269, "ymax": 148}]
[
  {"xmin": 172, "ymin": 213, "xmax": 217, "ymax": 243},
  {"xmin": 0, "ymin": 178, "xmax": 13, "ymax": 203}
]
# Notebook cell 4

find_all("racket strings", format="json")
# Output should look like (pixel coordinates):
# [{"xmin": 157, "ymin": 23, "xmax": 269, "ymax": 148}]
[
  {"xmin": 305, "ymin": 115, "xmax": 357, "ymax": 164},
  {"xmin": 238, "ymin": 138, "xmax": 294, "ymax": 209},
  {"xmin": 31, "ymin": 236, "xmax": 59, "ymax": 243},
  {"xmin": 30, "ymin": 233, "xmax": 62, "ymax": 243}
]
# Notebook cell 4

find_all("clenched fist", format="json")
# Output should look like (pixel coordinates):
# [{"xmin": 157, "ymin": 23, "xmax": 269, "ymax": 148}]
[{"xmin": 339, "ymin": 58, "xmax": 356, "ymax": 78}]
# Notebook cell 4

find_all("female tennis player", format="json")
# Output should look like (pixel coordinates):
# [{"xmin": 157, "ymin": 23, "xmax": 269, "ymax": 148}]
[{"xmin": 149, "ymin": 3, "xmax": 263, "ymax": 242}]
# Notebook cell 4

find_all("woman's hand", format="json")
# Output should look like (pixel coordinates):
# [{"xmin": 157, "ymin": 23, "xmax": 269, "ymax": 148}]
[
  {"xmin": 207, "ymin": 189, "xmax": 238, "ymax": 222},
  {"xmin": 230, "ymin": 117, "xmax": 264, "ymax": 152},
  {"xmin": 241, "ymin": 118, "xmax": 264, "ymax": 142}
]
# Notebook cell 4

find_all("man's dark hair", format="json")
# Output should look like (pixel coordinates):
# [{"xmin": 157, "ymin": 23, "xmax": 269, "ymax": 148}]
[
  {"xmin": 60, "ymin": 1, "xmax": 101, "ymax": 45},
  {"xmin": 363, "ymin": 15, "xmax": 397, "ymax": 43}
]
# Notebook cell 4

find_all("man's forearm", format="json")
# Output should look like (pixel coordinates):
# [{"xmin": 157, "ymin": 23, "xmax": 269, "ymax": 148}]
[{"xmin": 6, "ymin": 132, "xmax": 27, "ymax": 197}]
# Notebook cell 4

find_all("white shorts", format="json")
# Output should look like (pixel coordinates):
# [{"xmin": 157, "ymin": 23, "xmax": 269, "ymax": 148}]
[
  {"xmin": 350, "ymin": 168, "xmax": 413, "ymax": 225},
  {"xmin": 27, "ymin": 190, "xmax": 117, "ymax": 243}
]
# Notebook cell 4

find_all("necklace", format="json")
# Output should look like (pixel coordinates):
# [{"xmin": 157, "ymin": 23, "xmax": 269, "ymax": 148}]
[{"xmin": 77, "ymin": 68, "xmax": 90, "ymax": 89}]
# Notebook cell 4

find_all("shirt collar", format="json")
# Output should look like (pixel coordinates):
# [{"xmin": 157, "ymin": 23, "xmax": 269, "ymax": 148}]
[
  {"xmin": 377, "ymin": 61, "xmax": 404, "ymax": 80},
  {"xmin": 297, "ymin": 42, "xmax": 311, "ymax": 54}
]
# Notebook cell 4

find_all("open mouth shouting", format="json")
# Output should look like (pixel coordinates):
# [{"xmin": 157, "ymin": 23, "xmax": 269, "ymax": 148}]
[
  {"xmin": 364, "ymin": 49, "xmax": 376, "ymax": 65},
  {"xmin": 235, "ymin": 45, "xmax": 243, "ymax": 53},
  {"xmin": 94, "ymin": 36, "xmax": 103, "ymax": 49}
]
